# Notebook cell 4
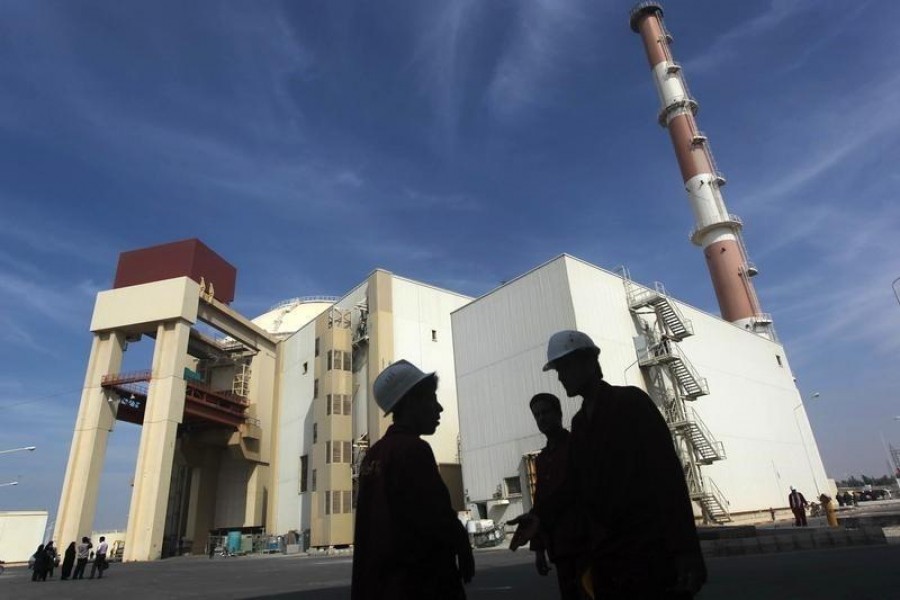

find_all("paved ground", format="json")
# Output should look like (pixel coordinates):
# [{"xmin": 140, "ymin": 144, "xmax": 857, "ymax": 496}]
[{"xmin": 3, "ymin": 544, "xmax": 900, "ymax": 599}]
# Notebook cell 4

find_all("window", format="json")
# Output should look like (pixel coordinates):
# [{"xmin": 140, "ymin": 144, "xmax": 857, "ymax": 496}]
[
  {"xmin": 326, "ymin": 441, "xmax": 332, "ymax": 464},
  {"xmin": 313, "ymin": 423, "xmax": 318, "ymax": 444},
  {"xmin": 431, "ymin": 329, "xmax": 437, "ymax": 342},
  {"xmin": 324, "ymin": 490, "xmax": 331, "ymax": 515},
  {"xmin": 315, "ymin": 337, "xmax": 320, "ymax": 357},
  {"xmin": 332, "ymin": 490, "xmax": 342, "ymax": 514},
  {"xmin": 303, "ymin": 361, "xmax": 308, "ymax": 375},
  {"xmin": 505, "ymin": 476, "xmax": 522, "ymax": 497},
  {"xmin": 343, "ymin": 491, "xmax": 352, "ymax": 514},
  {"xmin": 343, "ymin": 441, "xmax": 352, "ymax": 464},
  {"xmin": 327, "ymin": 394, "xmax": 332, "ymax": 416},
  {"xmin": 300, "ymin": 455, "xmax": 308, "ymax": 493},
  {"xmin": 776, "ymin": 355, "xmax": 783, "ymax": 367},
  {"xmin": 332, "ymin": 440, "xmax": 341, "ymax": 463},
  {"xmin": 326, "ymin": 350, "xmax": 351, "ymax": 372},
  {"xmin": 311, "ymin": 469, "xmax": 317, "ymax": 492},
  {"xmin": 314, "ymin": 379, "xmax": 319, "ymax": 399},
  {"xmin": 342, "ymin": 395, "xmax": 351, "ymax": 415}
]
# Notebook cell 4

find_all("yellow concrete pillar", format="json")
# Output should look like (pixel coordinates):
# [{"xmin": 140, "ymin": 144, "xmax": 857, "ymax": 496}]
[
  {"xmin": 54, "ymin": 331, "xmax": 126, "ymax": 546},
  {"xmin": 367, "ymin": 271, "xmax": 394, "ymax": 442},
  {"xmin": 123, "ymin": 319, "xmax": 190, "ymax": 561},
  {"xmin": 245, "ymin": 464, "xmax": 266, "ymax": 526}
]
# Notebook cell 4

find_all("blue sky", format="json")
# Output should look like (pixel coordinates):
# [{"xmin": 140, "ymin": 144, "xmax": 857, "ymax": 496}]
[{"xmin": 1, "ymin": 0, "xmax": 898, "ymax": 530}]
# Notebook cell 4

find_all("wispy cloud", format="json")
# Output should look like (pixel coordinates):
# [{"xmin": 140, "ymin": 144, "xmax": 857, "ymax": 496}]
[
  {"xmin": 487, "ymin": 0, "xmax": 587, "ymax": 123},
  {"xmin": 412, "ymin": 0, "xmax": 480, "ymax": 151},
  {"xmin": 684, "ymin": 0, "xmax": 814, "ymax": 73}
]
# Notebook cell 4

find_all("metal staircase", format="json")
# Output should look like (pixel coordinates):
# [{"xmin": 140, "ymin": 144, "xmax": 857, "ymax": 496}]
[
  {"xmin": 687, "ymin": 470, "xmax": 730, "ymax": 522},
  {"xmin": 672, "ymin": 409, "xmax": 726, "ymax": 465},
  {"xmin": 621, "ymin": 267, "xmax": 730, "ymax": 524},
  {"xmin": 627, "ymin": 281, "xmax": 694, "ymax": 341},
  {"xmin": 638, "ymin": 341, "xmax": 709, "ymax": 399}
]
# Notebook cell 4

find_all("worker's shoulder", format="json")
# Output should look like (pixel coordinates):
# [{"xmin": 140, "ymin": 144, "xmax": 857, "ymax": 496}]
[
  {"xmin": 609, "ymin": 384, "xmax": 653, "ymax": 405},
  {"xmin": 373, "ymin": 429, "xmax": 432, "ymax": 456}
]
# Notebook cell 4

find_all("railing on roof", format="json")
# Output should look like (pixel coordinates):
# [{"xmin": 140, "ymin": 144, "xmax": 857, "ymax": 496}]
[{"xmin": 267, "ymin": 296, "xmax": 341, "ymax": 312}]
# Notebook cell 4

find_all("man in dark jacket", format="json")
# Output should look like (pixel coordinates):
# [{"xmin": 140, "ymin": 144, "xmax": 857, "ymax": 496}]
[
  {"xmin": 351, "ymin": 360, "xmax": 474, "ymax": 600},
  {"xmin": 542, "ymin": 330, "xmax": 706, "ymax": 599},
  {"xmin": 518, "ymin": 393, "xmax": 586, "ymax": 599},
  {"xmin": 788, "ymin": 487, "xmax": 808, "ymax": 526}
]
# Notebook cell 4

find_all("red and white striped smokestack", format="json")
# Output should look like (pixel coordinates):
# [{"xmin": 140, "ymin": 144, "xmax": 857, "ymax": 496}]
[{"xmin": 629, "ymin": 2, "xmax": 772, "ymax": 336}]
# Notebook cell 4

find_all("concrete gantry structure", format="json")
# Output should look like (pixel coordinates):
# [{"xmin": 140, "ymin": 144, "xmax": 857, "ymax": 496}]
[
  {"xmin": 55, "ymin": 240, "xmax": 278, "ymax": 561},
  {"xmin": 55, "ymin": 240, "xmax": 470, "ymax": 559}
]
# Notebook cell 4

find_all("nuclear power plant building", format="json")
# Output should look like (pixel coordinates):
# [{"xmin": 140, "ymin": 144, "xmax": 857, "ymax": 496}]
[
  {"xmin": 52, "ymin": 1, "xmax": 830, "ymax": 562},
  {"xmin": 452, "ymin": 255, "xmax": 828, "ymax": 526}
]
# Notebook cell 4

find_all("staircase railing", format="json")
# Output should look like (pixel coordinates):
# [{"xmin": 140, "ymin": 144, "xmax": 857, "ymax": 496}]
[
  {"xmin": 704, "ymin": 477, "xmax": 731, "ymax": 521},
  {"xmin": 687, "ymin": 408, "xmax": 726, "ymax": 462},
  {"xmin": 638, "ymin": 341, "xmax": 708, "ymax": 397}
]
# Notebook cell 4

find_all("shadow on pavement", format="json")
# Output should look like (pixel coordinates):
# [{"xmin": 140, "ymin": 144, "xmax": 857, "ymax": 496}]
[{"xmin": 245, "ymin": 561, "xmax": 559, "ymax": 599}]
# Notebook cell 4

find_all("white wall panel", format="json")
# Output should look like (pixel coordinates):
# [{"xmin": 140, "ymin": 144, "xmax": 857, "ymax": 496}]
[
  {"xmin": 273, "ymin": 321, "xmax": 317, "ymax": 533},
  {"xmin": 566, "ymin": 258, "xmax": 648, "ymax": 388},
  {"xmin": 453, "ymin": 257, "xmax": 580, "ymax": 502},
  {"xmin": 392, "ymin": 277, "xmax": 471, "ymax": 464},
  {"xmin": 671, "ymin": 302, "xmax": 828, "ymax": 511},
  {"xmin": 0, "ymin": 511, "xmax": 48, "ymax": 563}
]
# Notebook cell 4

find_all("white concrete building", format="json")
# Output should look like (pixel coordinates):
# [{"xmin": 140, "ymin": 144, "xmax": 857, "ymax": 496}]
[
  {"xmin": 270, "ymin": 270, "xmax": 471, "ymax": 547},
  {"xmin": 0, "ymin": 511, "xmax": 48, "ymax": 563},
  {"xmin": 451, "ymin": 255, "xmax": 828, "ymax": 525}
]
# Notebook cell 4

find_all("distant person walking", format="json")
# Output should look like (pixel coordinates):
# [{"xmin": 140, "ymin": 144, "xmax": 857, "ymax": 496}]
[
  {"xmin": 89, "ymin": 536, "xmax": 109, "ymax": 578},
  {"xmin": 30, "ymin": 544, "xmax": 49, "ymax": 582},
  {"xmin": 60, "ymin": 541, "xmax": 77, "ymax": 580},
  {"xmin": 351, "ymin": 360, "xmax": 474, "ymax": 600},
  {"xmin": 44, "ymin": 541, "xmax": 58, "ymax": 578},
  {"xmin": 529, "ymin": 330, "xmax": 706, "ymax": 598},
  {"xmin": 73, "ymin": 536, "xmax": 92, "ymax": 580},
  {"xmin": 510, "ymin": 393, "xmax": 586, "ymax": 599},
  {"xmin": 819, "ymin": 494, "xmax": 839, "ymax": 527},
  {"xmin": 789, "ymin": 487, "xmax": 809, "ymax": 526}
]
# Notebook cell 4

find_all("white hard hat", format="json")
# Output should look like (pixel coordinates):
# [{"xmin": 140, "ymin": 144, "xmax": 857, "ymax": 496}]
[
  {"xmin": 543, "ymin": 330, "xmax": 599, "ymax": 371},
  {"xmin": 374, "ymin": 359, "xmax": 435, "ymax": 414}
]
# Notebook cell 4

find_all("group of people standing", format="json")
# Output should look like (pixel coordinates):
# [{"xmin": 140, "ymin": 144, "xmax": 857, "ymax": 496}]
[
  {"xmin": 351, "ymin": 329, "xmax": 706, "ymax": 599},
  {"xmin": 31, "ymin": 536, "xmax": 109, "ymax": 582}
]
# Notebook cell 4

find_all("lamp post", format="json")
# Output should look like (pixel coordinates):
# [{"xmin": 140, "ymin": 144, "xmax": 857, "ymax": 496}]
[
  {"xmin": 0, "ymin": 446, "xmax": 37, "ymax": 455},
  {"xmin": 793, "ymin": 393, "xmax": 821, "ymax": 495}
]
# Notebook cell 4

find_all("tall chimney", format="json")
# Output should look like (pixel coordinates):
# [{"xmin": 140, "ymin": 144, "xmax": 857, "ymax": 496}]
[{"xmin": 629, "ymin": 2, "xmax": 771, "ymax": 336}]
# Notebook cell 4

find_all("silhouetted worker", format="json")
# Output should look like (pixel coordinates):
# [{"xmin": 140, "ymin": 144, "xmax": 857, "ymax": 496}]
[
  {"xmin": 788, "ymin": 487, "xmax": 808, "ymax": 526},
  {"xmin": 351, "ymin": 360, "xmax": 474, "ymax": 600},
  {"xmin": 540, "ymin": 330, "xmax": 706, "ymax": 599},
  {"xmin": 512, "ymin": 393, "xmax": 585, "ymax": 600}
]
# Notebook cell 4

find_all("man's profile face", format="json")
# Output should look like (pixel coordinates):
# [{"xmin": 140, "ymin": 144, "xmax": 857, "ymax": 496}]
[
  {"xmin": 530, "ymin": 400, "xmax": 562, "ymax": 437},
  {"xmin": 553, "ymin": 351, "xmax": 593, "ymax": 397},
  {"xmin": 406, "ymin": 386, "xmax": 443, "ymax": 436}
]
